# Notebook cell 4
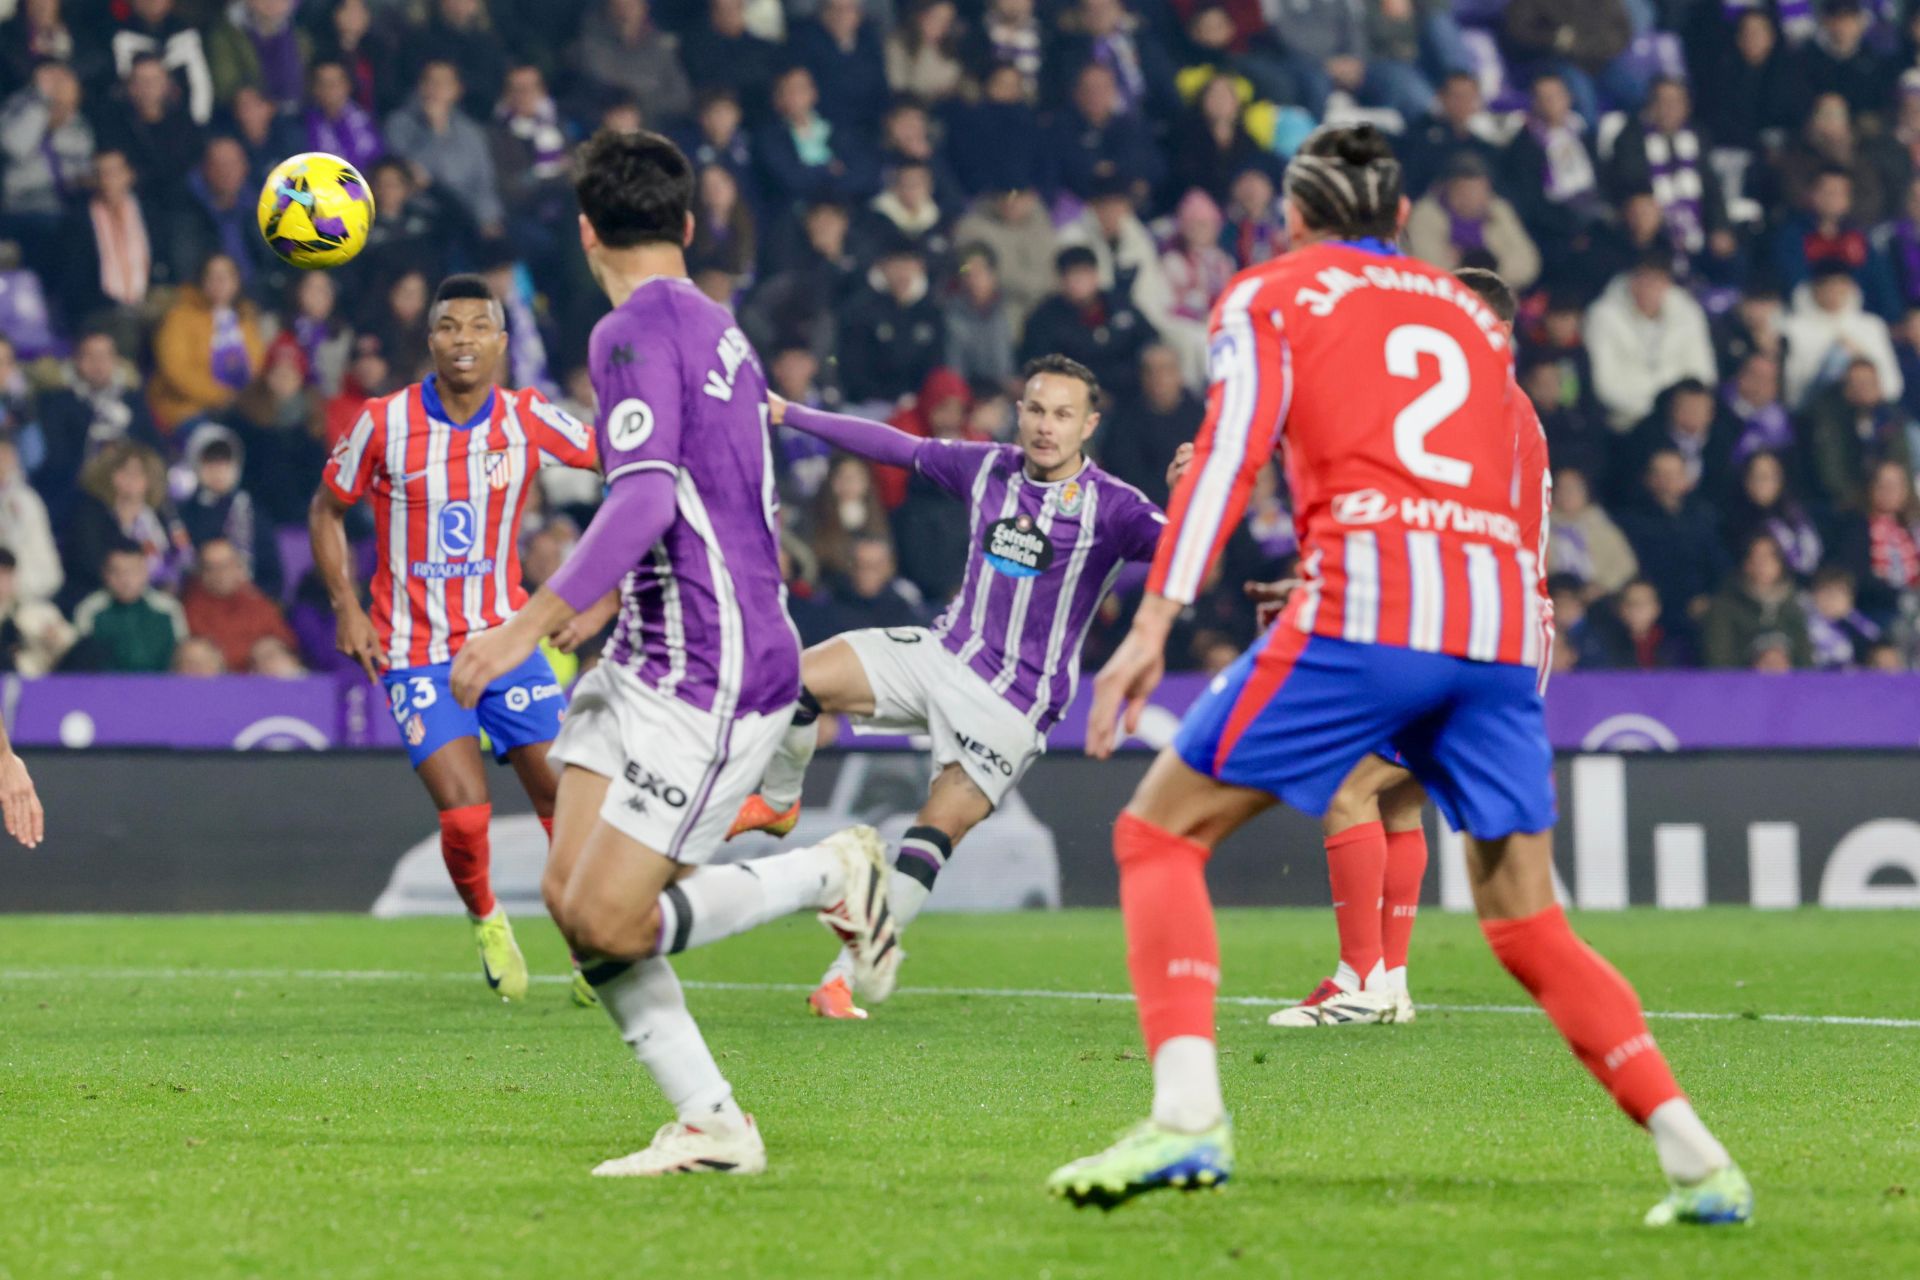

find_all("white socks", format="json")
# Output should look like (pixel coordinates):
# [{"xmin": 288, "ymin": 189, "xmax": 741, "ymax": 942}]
[
  {"xmin": 595, "ymin": 955, "xmax": 745, "ymax": 1130},
  {"xmin": 1648, "ymin": 1098, "xmax": 1732, "ymax": 1184},
  {"xmin": 655, "ymin": 845, "xmax": 845, "ymax": 955},
  {"xmin": 1150, "ymin": 1036, "xmax": 1225, "ymax": 1133},
  {"xmin": 758, "ymin": 714, "xmax": 819, "ymax": 811}
]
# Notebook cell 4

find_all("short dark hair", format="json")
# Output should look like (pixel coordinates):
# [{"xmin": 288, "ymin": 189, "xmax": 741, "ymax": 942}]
[
  {"xmin": 1022, "ymin": 354, "xmax": 1100, "ymax": 401},
  {"xmin": 1056, "ymin": 245, "xmax": 1098, "ymax": 274},
  {"xmin": 1545, "ymin": 572, "xmax": 1586, "ymax": 598},
  {"xmin": 199, "ymin": 438, "xmax": 237, "ymax": 465},
  {"xmin": 104, "ymin": 537, "xmax": 145, "ymax": 564},
  {"xmin": 430, "ymin": 273, "xmax": 502, "ymax": 326},
  {"xmin": 574, "ymin": 128, "xmax": 695, "ymax": 250},
  {"xmin": 1452, "ymin": 267, "xmax": 1516, "ymax": 325},
  {"xmin": 1284, "ymin": 123, "xmax": 1402, "ymax": 241}
]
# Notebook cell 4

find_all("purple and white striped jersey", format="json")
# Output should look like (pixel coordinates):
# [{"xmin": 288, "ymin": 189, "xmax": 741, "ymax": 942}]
[
  {"xmin": 917, "ymin": 440, "xmax": 1166, "ymax": 731},
  {"xmin": 588, "ymin": 278, "xmax": 800, "ymax": 718}
]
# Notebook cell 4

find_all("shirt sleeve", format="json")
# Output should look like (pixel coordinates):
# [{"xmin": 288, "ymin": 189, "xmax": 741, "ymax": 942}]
[
  {"xmin": 519, "ymin": 387, "xmax": 598, "ymax": 471},
  {"xmin": 912, "ymin": 438, "xmax": 1003, "ymax": 498},
  {"xmin": 1110, "ymin": 485, "xmax": 1171, "ymax": 563},
  {"xmin": 323, "ymin": 404, "xmax": 381, "ymax": 505},
  {"xmin": 593, "ymin": 324, "xmax": 684, "ymax": 484},
  {"xmin": 1147, "ymin": 281, "xmax": 1292, "ymax": 603}
]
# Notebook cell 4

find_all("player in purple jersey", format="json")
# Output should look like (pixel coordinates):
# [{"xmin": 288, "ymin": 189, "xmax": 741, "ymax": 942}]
[
  {"xmin": 449, "ymin": 130, "xmax": 901, "ymax": 1179},
  {"xmin": 728, "ymin": 355, "xmax": 1191, "ymax": 1019}
]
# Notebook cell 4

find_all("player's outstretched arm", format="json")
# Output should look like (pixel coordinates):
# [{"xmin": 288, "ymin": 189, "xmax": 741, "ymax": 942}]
[
  {"xmin": 1086, "ymin": 594, "xmax": 1179, "ymax": 760},
  {"xmin": 0, "ymin": 718, "xmax": 44, "ymax": 849},
  {"xmin": 308, "ymin": 485, "xmax": 385, "ymax": 683},
  {"xmin": 450, "ymin": 470, "xmax": 677, "ymax": 707},
  {"xmin": 772, "ymin": 395, "xmax": 923, "ymax": 470}
]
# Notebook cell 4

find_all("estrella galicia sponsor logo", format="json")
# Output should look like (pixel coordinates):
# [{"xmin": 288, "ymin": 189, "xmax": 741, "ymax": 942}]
[
  {"xmin": 1331, "ymin": 489, "xmax": 1393, "ymax": 525},
  {"xmin": 954, "ymin": 731, "xmax": 1015, "ymax": 777},
  {"xmin": 983, "ymin": 514, "xmax": 1054, "ymax": 579},
  {"xmin": 622, "ymin": 761, "xmax": 688, "ymax": 807},
  {"xmin": 410, "ymin": 558, "xmax": 495, "ymax": 578}
]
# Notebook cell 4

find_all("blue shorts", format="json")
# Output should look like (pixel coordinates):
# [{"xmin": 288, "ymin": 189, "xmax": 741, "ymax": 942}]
[
  {"xmin": 384, "ymin": 649, "xmax": 566, "ymax": 769},
  {"xmin": 1174, "ymin": 630, "xmax": 1556, "ymax": 840}
]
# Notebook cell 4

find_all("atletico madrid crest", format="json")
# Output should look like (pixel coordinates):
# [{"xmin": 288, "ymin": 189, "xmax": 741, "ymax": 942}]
[
  {"xmin": 404, "ymin": 714, "xmax": 426, "ymax": 747},
  {"xmin": 485, "ymin": 450, "xmax": 515, "ymax": 491}
]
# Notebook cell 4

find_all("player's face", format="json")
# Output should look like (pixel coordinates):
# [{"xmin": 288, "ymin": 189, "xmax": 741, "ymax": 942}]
[
  {"xmin": 1017, "ymin": 372, "xmax": 1098, "ymax": 478},
  {"xmin": 428, "ymin": 298, "xmax": 506, "ymax": 393}
]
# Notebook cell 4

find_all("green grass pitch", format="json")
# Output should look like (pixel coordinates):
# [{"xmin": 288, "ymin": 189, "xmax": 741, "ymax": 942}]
[{"xmin": 1, "ymin": 909, "xmax": 1914, "ymax": 1279}]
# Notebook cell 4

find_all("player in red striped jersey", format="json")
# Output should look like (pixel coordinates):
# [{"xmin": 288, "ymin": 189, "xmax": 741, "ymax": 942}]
[
  {"xmin": 309, "ymin": 275, "xmax": 599, "ymax": 1004},
  {"xmin": 1050, "ymin": 127, "xmax": 1750, "ymax": 1227},
  {"xmin": 1263, "ymin": 266, "xmax": 1556, "ymax": 1029}
]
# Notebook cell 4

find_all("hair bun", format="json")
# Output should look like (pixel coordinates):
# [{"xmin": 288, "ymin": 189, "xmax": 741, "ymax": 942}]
[{"xmin": 1329, "ymin": 123, "xmax": 1393, "ymax": 168}]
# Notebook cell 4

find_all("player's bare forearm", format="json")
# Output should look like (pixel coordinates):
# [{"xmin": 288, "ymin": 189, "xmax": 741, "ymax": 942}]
[
  {"xmin": 513, "ymin": 586, "xmax": 577, "ymax": 640},
  {"xmin": 307, "ymin": 487, "xmax": 360, "ymax": 612},
  {"xmin": 0, "ymin": 726, "xmax": 44, "ymax": 848},
  {"xmin": 1128, "ymin": 594, "xmax": 1181, "ymax": 641}
]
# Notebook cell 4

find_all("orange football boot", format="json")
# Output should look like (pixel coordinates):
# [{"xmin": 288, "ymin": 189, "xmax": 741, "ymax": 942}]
[
  {"xmin": 807, "ymin": 975, "xmax": 867, "ymax": 1020},
  {"xmin": 727, "ymin": 794, "xmax": 800, "ymax": 840}
]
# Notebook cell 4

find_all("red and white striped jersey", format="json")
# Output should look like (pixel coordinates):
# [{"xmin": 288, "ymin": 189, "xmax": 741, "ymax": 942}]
[
  {"xmin": 1149, "ymin": 240, "xmax": 1546, "ymax": 667},
  {"xmin": 324, "ymin": 380, "xmax": 597, "ymax": 669},
  {"xmin": 1513, "ymin": 388, "xmax": 1555, "ymax": 689}
]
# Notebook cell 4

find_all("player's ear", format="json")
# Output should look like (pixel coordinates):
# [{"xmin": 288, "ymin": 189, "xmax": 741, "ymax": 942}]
[
  {"xmin": 683, "ymin": 210, "xmax": 696, "ymax": 250},
  {"xmin": 578, "ymin": 213, "xmax": 597, "ymax": 253},
  {"xmin": 1394, "ymin": 194, "xmax": 1411, "ymax": 236}
]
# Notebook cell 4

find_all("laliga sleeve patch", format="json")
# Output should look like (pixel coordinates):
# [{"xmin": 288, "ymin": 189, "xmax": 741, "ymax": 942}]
[
  {"xmin": 984, "ymin": 514, "xmax": 1054, "ymax": 579},
  {"xmin": 606, "ymin": 398, "xmax": 655, "ymax": 452}
]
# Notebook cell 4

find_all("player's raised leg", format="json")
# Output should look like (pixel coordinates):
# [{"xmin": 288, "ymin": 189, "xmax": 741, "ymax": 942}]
[
  {"xmin": 1047, "ymin": 750, "xmax": 1270, "ymax": 1208},
  {"xmin": 546, "ymin": 757, "xmax": 895, "ymax": 1175},
  {"xmin": 811, "ymin": 762, "xmax": 991, "ymax": 1019},
  {"xmin": 729, "ymin": 636, "xmax": 877, "ymax": 840},
  {"xmin": 1468, "ymin": 827, "xmax": 1752, "ymax": 1225},
  {"xmin": 416, "ymin": 736, "xmax": 528, "ymax": 1001}
]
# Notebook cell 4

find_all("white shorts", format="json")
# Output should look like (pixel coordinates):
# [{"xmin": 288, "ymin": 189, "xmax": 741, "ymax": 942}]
[
  {"xmin": 549, "ymin": 661, "xmax": 792, "ymax": 864},
  {"xmin": 839, "ymin": 627, "xmax": 1046, "ymax": 808}
]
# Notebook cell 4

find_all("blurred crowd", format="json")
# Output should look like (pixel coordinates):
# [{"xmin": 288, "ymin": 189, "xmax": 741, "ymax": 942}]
[{"xmin": 6, "ymin": 0, "xmax": 1920, "ymax": 680}]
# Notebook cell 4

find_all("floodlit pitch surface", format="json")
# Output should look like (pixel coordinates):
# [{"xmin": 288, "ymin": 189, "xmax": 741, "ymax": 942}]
[{"xmin": 1, "ymin": 910, "xmax": 1913, "ymax": 1279}]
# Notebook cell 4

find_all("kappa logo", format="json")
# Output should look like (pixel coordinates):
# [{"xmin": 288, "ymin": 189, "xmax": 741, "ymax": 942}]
[
  {"xmin": 1331, "ymin": 489, "xmax": 1393, "ymax": 526},
  {"xmin": 622, "ymin": 761, "xmax": 688, "ymax": 808},
  {"xmin": 954, "ymin": 731, "xmax": 1015, "ymax": 777}
]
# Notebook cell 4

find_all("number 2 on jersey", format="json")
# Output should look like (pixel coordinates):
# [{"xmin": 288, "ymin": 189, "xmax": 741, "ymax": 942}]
[{"xmin": 1385, "ymin": 324, "xmax": 1473, "ymax": 488}]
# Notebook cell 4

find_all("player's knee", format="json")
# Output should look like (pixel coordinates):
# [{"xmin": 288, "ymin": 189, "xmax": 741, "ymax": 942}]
[
  {"xmin": 1323, "ymin": 786, "xmax": 1375, "ymax": 836},
  {"xmin": 561, "ymin": 889, "xmax": 661, "ymax": 961}
]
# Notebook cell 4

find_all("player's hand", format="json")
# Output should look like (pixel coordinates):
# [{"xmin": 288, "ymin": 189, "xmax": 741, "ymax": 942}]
[
  {"xmin": 553, "ymin": 590, "xmax": 619, "ymax": 654},
  {"xmin": 1087, "ymin": 623, "xmax": 1168, "ymax": 761},
  {"xmin": 1244, "ymin": 577, "xmax": 1302, "ymax": 631},
  {"xmin": 335, "ymin": 605, "xmax": 386, "ymax": 683},
  {"xmin": 0, "ymin": 750, "xmax": 44, "ymax": 849},
  {"xmin": 451, "ymin": 621, "xmax": 534, "ymax": 709},
  {"xmin": 767, "ymin": 392, "xmax": 789, "ymax": 426},
  {"xmin": 1164, "ymin": 442, "xmax": 1195, "ymax": 493}
]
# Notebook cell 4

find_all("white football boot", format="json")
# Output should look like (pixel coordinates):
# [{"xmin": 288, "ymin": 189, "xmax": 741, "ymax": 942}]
[
  {"xmin": 816, "ymin": 826, "xmax": 905, "ymax": 1002},
  {"xmin": 1266, "ymin": 976, "xmax": 1397, "ymax": 1027},
  {"xmin": 591, "ymin": 1117, "xmax": 768, "ymax": 1177}
]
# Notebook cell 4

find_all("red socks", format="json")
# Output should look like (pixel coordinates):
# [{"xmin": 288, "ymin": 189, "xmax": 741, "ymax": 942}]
[
  {"xmin": 438, "ymin": 804, "xmax": 495, "ymax": 919},
  {"xmin": 1482, "ymin": 905, "xmax": 1683, "ymax": 1124},
  {"xmin": 1114, "ymin": 811, "xmax": 1218, "ymax": 1054},
  {"xmin": 1325, "ymin": 821, "xmax": 1387, "ymax": 986},
  {"xmin": 1381, "ymin": 827, "xmax": 1428, "ymax": 972}
]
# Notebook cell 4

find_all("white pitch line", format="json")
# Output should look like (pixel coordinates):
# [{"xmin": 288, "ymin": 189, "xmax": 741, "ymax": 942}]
[{"xmin": 1, "ymin": 967, "xmax": 1917, "ymax": 1030}]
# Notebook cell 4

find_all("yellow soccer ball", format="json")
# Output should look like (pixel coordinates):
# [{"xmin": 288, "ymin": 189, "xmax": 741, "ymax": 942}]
[{"xmin": 257, "ymin": 152, "xmax": 375, "ymax": 270}]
